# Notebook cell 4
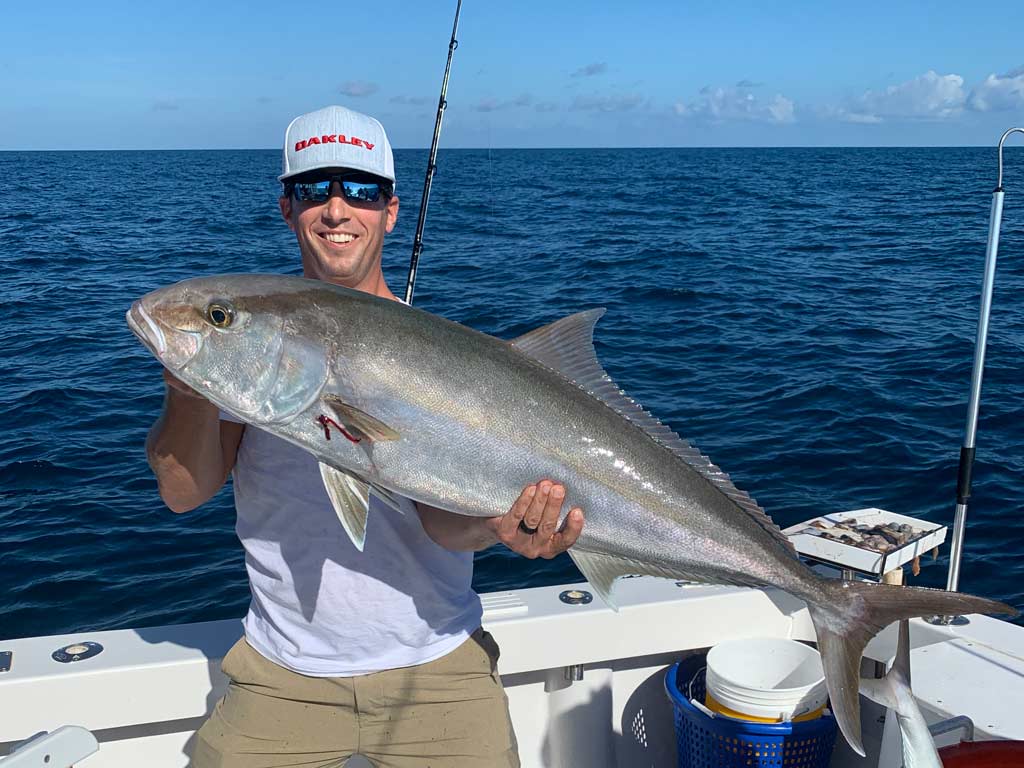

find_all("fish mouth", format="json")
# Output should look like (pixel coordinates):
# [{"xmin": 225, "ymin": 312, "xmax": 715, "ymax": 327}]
[
  {"xmin": 126, "ymin": 299, "xmax": 201, "ymax": 369},
  {"xmin": 127, "ymin": 301, "xmax": 167, "ymax": 356}
]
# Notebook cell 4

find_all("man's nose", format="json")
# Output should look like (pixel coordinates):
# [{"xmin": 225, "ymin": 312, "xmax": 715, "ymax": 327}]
[{"xmin": 321, "ymin": 185, "xmax": 351, "ymax": 223}]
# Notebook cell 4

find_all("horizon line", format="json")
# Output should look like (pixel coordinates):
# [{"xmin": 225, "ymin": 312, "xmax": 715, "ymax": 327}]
[{"xmin": 1, "ymin": 144, "xmax": 1019, "ymax": 152}]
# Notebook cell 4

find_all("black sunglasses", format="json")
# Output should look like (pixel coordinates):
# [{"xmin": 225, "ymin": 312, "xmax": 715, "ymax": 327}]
[{"xmin": 285, "ymin": 174, "xmax": 393, "ymax": 204}]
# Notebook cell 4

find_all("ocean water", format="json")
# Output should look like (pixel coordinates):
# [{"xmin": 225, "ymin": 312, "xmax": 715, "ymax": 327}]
[{"xmin": 1, "ymin": 146, "xmax": 1022, "ymax": 641}]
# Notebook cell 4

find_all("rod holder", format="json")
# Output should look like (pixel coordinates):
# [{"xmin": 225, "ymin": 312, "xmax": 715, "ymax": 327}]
[
  {"xmin": 941, "ymin": 128, "xmax": 1021, "ymax": 613},
  {"xmin": 564, "ymin": 664, "xmax": 584, "ymax": 682}
]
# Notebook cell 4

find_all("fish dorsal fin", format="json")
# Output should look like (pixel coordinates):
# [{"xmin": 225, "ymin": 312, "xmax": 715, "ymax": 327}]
[
  {"xmin": 511, "ymin": 308, "xmax": 608, "ymax": 377},
  {"xmin": 511, "ymin": 311, "xmax": 796, "ymax": 558}
]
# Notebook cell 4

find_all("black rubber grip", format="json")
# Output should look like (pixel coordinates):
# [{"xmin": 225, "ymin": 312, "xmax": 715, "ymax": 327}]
[{"xmin": 956, "ymin": 446, "xmax": 976, "ymax": 505}]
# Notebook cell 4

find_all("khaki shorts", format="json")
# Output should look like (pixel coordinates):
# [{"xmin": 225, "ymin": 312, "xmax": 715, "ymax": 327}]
[{"xmin": 191, "ymin": 629, "xmax": 519, "ymax": 768}]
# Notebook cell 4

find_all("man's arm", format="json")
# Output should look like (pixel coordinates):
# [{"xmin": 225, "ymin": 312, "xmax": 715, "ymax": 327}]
[
  {"xmin": 417, "ymin": 480, "xmax": 584, "ymax": 558},
  {"xmin": 145, "ymin": 370, "xmax": 245, "ymax": 513}
]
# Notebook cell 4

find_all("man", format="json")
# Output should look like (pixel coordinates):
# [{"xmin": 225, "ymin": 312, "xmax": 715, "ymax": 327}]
[{"xmin": 145, "ymin": 105, "xmax": 584, "ymax": 768}]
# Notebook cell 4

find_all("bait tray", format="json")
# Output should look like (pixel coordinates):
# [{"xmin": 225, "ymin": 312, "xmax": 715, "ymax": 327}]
[{"xmin": 783, "ymin": 507, "xmax": 948, "ymax": 576}]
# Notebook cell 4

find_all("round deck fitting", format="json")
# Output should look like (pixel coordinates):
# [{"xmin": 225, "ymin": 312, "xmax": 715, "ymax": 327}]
[
  {"xmin": 52, "ymin": 641, "xmax": 104, "ymax": 663},
  {"xmin": 559, "ymin": 589, "xmax": 593, "ymax": 605}
]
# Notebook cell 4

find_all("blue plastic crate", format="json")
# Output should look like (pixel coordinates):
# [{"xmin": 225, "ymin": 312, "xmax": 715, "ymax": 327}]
[{"xmin": 664, "ymin": 653, "xmax": 837, "ymax": 768}]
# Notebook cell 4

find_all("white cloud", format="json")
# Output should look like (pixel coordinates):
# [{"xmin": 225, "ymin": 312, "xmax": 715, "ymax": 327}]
[
  {"xmin": 675, "ymin": 86, "xmax": 795, "ymax": 124},
  {"xmin": 840, "ymin": 111, "xmax": 882, "ymax": 125},
  {"xmin": 967, "ymin": 69, "xmax": 1024, "ymax": 112},
  {"xmin": 339, "ymin": 81, "xmax": 379, "ymax": 98},
  {"xmin": 841, "ymin": 70, "xmax": 965, "ymax": 122},
  {"xmin": 570, "ymin": 93, "xmax": 644, "ymax": 112}
]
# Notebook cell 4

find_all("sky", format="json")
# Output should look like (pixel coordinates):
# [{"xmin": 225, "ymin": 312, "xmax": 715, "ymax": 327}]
[{"xmin": 2, "ymin": 0, "xmax": 1023, "ymax": 149}]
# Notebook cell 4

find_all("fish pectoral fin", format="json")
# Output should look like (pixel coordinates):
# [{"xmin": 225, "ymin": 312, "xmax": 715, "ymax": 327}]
[
  {"xmin": 322, "ymin": 395, "xmax": 400, "ymax": 442},
  {"xmin": 319, "ymin": 462, "xmax": 372, "ymax": 551},
  {"xmin": 568, "ymin": 550, "xmax": 704, "ymax": 612}
]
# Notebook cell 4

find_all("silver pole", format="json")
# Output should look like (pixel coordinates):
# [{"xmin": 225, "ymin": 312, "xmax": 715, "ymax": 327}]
[
  {"xmin": 936, "ymin": 128, "xmax": 1022, "ymax": 622},
  {"xmin": 944, "ymin": 188, "xmax": 1004, "ymax": 595}
]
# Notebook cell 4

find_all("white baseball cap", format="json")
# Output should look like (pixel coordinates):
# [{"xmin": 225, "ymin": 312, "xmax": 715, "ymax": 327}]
[{"xmin": 279, "ymin": 105, "xmax": 395, "ymax": 185}]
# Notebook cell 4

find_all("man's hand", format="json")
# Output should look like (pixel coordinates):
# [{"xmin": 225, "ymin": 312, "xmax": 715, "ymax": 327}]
[{"xmin": 491, "ymin": 480, "xmax": 584, "ymax": 559}]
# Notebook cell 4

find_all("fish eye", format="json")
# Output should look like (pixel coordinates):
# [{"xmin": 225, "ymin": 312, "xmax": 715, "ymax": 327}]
[{"xmin": 206, "ymin": 303, "xmax": 234, "ymax": 328}]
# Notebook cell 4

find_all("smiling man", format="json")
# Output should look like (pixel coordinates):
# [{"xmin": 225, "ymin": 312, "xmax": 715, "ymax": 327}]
[
  {"xmin": 278, "ymin": 108, "xmax": 400, "ymax": 295},
  {"xmin": 145, "ymin": 105, "xmax": 584, "ymax": 768}
]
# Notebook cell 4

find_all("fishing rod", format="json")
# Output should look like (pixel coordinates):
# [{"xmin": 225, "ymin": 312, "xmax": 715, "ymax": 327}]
[
  {"xmin": 404, "ymin": 0, "xmax": 463, "ymax": 306},
  {"xmin": 933, "ymin": 127, "xmax": 1023, "ymax": 625}
]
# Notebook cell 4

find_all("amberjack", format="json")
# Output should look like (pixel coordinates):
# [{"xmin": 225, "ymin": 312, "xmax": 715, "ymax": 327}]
[{"xmin": 127, "ymin": 274, "xmax": 1017, "ymax": 756}]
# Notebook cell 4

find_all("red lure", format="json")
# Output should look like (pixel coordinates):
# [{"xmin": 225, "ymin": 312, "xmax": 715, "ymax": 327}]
[{"xmin": 316, "ymin": 414, "xmax": 361, "ymax": 444}]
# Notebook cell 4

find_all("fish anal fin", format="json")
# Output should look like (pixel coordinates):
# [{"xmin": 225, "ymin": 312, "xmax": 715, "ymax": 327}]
[
  {"xmin": 319, "ymin": 462, "xmax": 371, "ymax": 551},
  {"xmin": 567, "ymin": 549, "xmax": 622, "ymax": 610},
  {"xmin": 568, "ymin": 549, "xmax": 715, "ymax": 612},
  {"xmin": 322, "ymin": 395, "xmax": 400, "ymax": 442}
]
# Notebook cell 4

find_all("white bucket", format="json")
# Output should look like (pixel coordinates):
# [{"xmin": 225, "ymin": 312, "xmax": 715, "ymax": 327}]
[{"xmin": 705, "ymin": 637, "xmax": 827, "ymax": 723}]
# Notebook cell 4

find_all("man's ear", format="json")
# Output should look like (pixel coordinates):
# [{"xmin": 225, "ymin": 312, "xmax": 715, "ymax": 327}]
[
  {"xmin": 384, "ymin": 195, "xmax": 400, "ymax": 234},
  {"xmin": 279, "ymin": 195, "xmax": 296, "ymax": 231}
]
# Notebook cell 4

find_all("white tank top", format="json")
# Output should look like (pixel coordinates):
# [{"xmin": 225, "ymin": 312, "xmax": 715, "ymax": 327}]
[{"xmin": 226, "ymin": 420, "xmax": 483, "ymax": 676}]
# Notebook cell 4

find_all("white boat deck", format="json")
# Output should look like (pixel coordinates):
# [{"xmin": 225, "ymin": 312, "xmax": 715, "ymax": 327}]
[{"xmin": 1, "ymin": 572, "xmax": 1021, "ymax": 767}]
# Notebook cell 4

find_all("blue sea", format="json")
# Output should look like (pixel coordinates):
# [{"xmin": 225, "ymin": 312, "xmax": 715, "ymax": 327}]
[{"xmin": 1, "ymin": 147, "xmax": 1022, "ymax": 641}]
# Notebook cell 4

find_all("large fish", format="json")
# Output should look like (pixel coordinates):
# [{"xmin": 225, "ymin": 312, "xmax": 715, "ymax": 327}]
[
  {"xmin": 860, "ymin": 621, "xmax": 943, "ymax": 768},
  {"xmin": 127, "ymin": 273, "xmax": 1015, "ymax": 756}
]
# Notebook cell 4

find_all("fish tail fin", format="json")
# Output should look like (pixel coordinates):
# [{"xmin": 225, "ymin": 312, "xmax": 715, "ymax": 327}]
[{"xmin": 808, "ymin": 581, "xmax": 1015, "ymax": 757}]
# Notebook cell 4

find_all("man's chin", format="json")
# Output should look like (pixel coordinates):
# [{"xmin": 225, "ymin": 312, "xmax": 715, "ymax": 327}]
[{"xmin": 303, "ymin": 263, "xmax": 369, "ymax": 290}]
